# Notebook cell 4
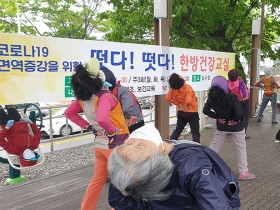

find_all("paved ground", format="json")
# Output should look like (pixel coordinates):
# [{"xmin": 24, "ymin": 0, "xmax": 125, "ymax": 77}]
[{"xmin": 0, "ymin": 107, "xmax": 280, "ymax": 210}]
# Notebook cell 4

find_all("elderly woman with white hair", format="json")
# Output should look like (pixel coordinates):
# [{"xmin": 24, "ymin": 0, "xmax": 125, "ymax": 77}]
[{"xmin": 108, "ymin": 124, "xmax": 241, "ymax": 210}]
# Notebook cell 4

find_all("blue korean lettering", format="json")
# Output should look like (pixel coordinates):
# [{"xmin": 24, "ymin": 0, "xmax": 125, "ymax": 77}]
[
  {"xmin": 111, "ymin": 51, "xmax": 127, "ymax": 70},
  {"xmin": 143, "ymin": 52, "xmax": 156, "ymax": 71},
  {"xmin": 91, "ymin": 50, "xmax": 108, "ymax": 67},
  {"xmin": 0, "ymin": 60, "xmax": 10, "ymax": 72},
  {"xmin": 158, "ymin": 53, "xmax": 171, "ymax": 70},
  {"xmin": 11, "ymin": 60, "xmax": 23, "ymax": 71},
  {"xmin": 23, "ymin": 46, "xmax": 36, "ymax": 57},
  {"xmin": 36, "ymin": 61, "xmax": 48, "ymax": 72},
  {"xmin": 24, "ymin": 60, "xmax": 36, "ymax": 72},
  {"xmin": 63, "ymin": 61, "xmax": 73, "ymax": 72},
  {"xmin": 0, "ymin": 44, "xmax": 9, "ymax": 56},
  {"xmin": 10, "ymin": 45, "xmax": 22, "ymax": 56},
  {"xmin": 48, "ymin": 61, "xmax": 59, "ymax": 72}
]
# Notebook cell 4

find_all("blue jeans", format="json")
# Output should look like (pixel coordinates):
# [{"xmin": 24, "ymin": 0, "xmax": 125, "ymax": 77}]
[{"xmin": 257, "ymin": 92, "xmax": 277, "ymax": 122}]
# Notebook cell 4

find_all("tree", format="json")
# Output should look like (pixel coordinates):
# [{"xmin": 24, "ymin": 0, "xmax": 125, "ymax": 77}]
[
  {"xmin": 0, "ymin": 0, "xmax": 108, "ymax": 39},
  {"xmin": 103, "ymin": 0, "xmax": 280, "ymax": 76},
  {"xmin": 0, "ymin": 0, "xmax": 24, "ymax": 33},
  {"xmin": 101, "ymin": 0, "xmax": 154, "ymax": 44}
]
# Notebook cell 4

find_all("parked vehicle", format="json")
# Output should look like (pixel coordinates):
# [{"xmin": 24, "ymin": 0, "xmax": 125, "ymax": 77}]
[
  {"xmin": 41, "ymin": 107, "xmax": 86, "ymax": 137},
  {"xmin": 138, "ymin": 96, "xmax": 154, "ymax": 109}
]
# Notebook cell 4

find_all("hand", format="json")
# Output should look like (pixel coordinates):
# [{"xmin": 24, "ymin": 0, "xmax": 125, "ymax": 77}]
[
  {"xmin": 178, "ymin": 104, "xmax": 189, "ymax": 112},
  {"xmin": 228, "ymin": 120, "xmax": 239, "ymax": 126},
  {"xmin": 127, "ymin": 116, "xmax": 137, "ymax": 126},
  {"xmin": 106, "ymin": 129, "xmax": 120, "ymax": 143},
  {"xmin": 20, "ymin": 117, "xmax": 33, "ymax": 124},
  {"xmin": 87, "ymin": 125, "xmax": 99, "ymax": 136},
  {"xmin": 123, "ymin": 111, "xmax": 131, "ymax": 120},
  {"xmin": 6, "ymin": 120, "xmax": 14, "ymax": 128},
  {"xmin": 218, "ymin": 118, "xmax": 226, "ymax": 124}
]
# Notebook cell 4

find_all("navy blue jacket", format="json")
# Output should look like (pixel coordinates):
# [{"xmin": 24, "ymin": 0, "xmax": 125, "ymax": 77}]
[{"xmin": 109, "ymin": 142, "xmax": 240, "ymax": 210}]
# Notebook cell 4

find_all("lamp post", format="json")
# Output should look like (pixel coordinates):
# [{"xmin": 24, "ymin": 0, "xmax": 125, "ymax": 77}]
[{"xmin": 154, "ymin": 0, "xmax": 172, "ymax": 139}]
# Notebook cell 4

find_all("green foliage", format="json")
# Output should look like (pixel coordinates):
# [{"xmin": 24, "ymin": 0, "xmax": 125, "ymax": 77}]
[
  {"xmin": 0, "ymin": 0, "xmax": 107, "ymax": 39},
  {"xmin": 0, "ymin": 0, "xmax": 24, "ymax": 33},
  {"xmin": 104, "ymin": 0, "xmax": 154, "ymax": 44},
  {"xmin": 1, "ymin": 0, "xmax": 280, "ymax": 76},
  {"xmin": 22, "ymin": 0, "xmax": 107, "ymax": 39},
  {"xmin": 104, "ymin": 0, "xmax": 280, "ymax": 75}
]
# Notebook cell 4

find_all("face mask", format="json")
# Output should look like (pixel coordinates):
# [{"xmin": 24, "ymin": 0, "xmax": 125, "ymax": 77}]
[{"xmin": 128, "ymin": 124, "xmax": 163, "ymax": 146}]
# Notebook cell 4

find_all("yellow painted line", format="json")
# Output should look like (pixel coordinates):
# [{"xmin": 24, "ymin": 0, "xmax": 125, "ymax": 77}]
[{"xmin": 40, "ymin": 134, "xmax": 92, "ymax": 148}]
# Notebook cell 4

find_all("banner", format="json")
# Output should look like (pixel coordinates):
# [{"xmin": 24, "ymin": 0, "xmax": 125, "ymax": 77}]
[{"xmin": 0, "ymin": 33, "xmax": 235, "ymax": 104}]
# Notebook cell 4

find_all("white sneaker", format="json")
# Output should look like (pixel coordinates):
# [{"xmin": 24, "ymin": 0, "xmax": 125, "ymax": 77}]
[{"xmin": 275, "ymin": 140, "xmax": 280, "ymax": 143}]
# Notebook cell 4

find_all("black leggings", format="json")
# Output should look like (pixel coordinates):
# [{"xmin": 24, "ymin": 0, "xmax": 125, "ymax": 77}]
[
  {"xmin": 0, "ymin": 108, "xmax": 21, "ymax": 125},
  {"xmin": 128, "ymin": 120, "xmax": 145, "ymax": 133},
  {"xmin": 170, "ymin": 111, "xmax": 200, "ymax": 143}
]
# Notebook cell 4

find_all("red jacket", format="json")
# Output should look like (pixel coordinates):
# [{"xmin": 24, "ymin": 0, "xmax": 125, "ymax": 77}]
[{"xmin": 0, "ymin": 122, "xmax": 41, "ymax": 155}]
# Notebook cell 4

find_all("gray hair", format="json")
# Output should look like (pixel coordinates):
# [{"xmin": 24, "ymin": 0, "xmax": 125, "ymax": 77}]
[
  {"xmin": 264, "ymin": 67, "xmax": 272, "ymax": 76},
  {"xmin": 108, "ymin": 146, "xmax": 174, "ymax": 201}
]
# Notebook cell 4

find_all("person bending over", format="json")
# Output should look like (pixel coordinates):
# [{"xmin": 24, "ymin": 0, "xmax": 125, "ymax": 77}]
[
  {"xmin": 165, "ymin": 73, "xmax": 200, "ymax": 143},
  {"xmin": 108, "ymin": 124, "xmax": 240, "ymax": 210}
]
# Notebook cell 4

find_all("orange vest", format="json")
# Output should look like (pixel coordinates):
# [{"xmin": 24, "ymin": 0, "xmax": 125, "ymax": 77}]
[
  {"xmin": 261, "ymin": 76, "xmax": 277, "ymax": 95},
  {"xmin": 78, "ymin": 93, "xmax": 129, "ymax": 136},
  {"xmin": 93, "ymin": 95, "xmax": 129, "ymax": 135}
]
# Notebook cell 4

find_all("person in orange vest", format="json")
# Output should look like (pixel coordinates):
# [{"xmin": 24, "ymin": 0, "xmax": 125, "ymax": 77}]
[
  {"xmin": 64, "ymin": 58, "xmax": 129, "ymax": 210},
  {"xmin": 101, "ymin": 67, "xmax": 144, "ymax": 133},
  {"xmin": 255, "ymin": 67, "xmax": 280, "ymax": 124}
]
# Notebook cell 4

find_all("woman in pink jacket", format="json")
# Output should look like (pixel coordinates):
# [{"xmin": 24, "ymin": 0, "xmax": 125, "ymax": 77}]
[
  {"xmin": 64, "ymin": 58, "xmax": 129, "ymax": 210},
  {"xmin": 228, "ymin": 69, "xmax": 250, "ymax": 139}
]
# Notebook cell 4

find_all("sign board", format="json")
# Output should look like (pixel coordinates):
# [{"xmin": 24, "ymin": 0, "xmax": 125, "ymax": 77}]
[{"xmin": 0, "ymin": 33, "xmax": 235, "ymax": 104}]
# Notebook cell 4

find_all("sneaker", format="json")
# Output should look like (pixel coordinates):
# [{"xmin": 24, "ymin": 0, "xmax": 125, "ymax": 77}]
[
  {"xmin": 275, "ymin": 140, "xmax": 280, "ymax": 143},
  {"xmin": 239, "ymin": 172, "xmax": 255, "ymax": 180},
  {"xmin": 257, "ymin": 119, "xmax": 261, "ymax": 122},
  {"xmin": 245, "ymin": 135, "xmax": 250, "ymax": 139},
  {"xmin": 272, "ymin": 121, "xmax": 278, "ymax": 125}
]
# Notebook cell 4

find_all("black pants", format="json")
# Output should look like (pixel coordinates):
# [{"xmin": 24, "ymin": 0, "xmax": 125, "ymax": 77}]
[
  {"xmin": 240, "ymin": 99, "xmax": 249, "ymax": 132},
  {"xmin": 0, "ymin": 107, "xmax": 21, "ymax": 125},
  {"xmin": 170, "ymin": 111, "xmax": 200, "ymax": 143},
  {"xmin": 128, "ymin": 120, "xmax": 145, "ymax": 133}
]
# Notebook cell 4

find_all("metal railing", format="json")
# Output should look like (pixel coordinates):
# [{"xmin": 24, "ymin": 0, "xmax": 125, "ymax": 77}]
[
  {"xmin": 22, "ymin": 93, "xmax": 209, "ymax": 152},
  {"xmin": 22, "ymin": 100, "xmax": 159, "ymax": 152}
]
